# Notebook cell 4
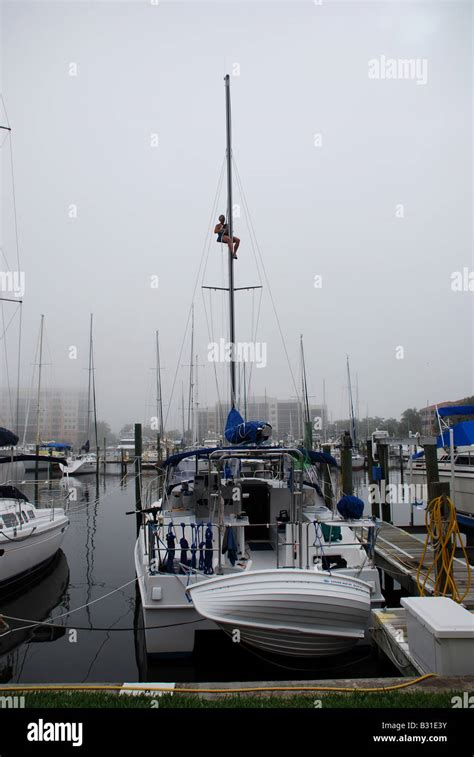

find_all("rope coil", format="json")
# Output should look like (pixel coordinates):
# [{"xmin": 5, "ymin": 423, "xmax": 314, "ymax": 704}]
[{"xmin": 416, "ymin": 495, "xmax": 471, "ymax": 602}]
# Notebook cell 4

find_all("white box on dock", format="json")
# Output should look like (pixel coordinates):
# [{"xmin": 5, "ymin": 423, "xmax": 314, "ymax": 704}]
[{"xmin": 401, "ymin": 597, "xmax": 474, "ymax": 675}]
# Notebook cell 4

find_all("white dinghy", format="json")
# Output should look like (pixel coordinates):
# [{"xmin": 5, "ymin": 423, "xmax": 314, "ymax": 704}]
[{"xmin": 187, "ymin": 569, "xmax": 371, "ymax": 657}]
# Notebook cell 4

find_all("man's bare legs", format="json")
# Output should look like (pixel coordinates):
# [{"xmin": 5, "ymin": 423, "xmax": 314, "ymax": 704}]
[{"xmin": 222, "ymin": 234, "xmax": 240, "ymax": 259}]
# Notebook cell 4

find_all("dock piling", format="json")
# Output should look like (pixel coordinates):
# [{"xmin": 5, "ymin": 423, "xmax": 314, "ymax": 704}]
[
  {"xmin": 340, "ymin": 433, "xmax": 353, "ymax": 495},
  {"xmin": 134, "ymin": 423, "xmax": 142, "ymax": 536}
]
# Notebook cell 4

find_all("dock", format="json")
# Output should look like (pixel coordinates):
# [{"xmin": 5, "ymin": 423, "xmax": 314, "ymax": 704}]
[{"xmin": 368, "ymin": 521, "xmax": 474, "ymax": 609}]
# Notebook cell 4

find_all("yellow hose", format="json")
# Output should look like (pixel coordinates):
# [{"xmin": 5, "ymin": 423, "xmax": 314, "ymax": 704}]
[
  {"xmin": 416, "ymin": 495, "xmax": 471, "ymax": 602},
  {"xmin": 0, "ymin": 674, "xmax": 436, "ymax": 695}
]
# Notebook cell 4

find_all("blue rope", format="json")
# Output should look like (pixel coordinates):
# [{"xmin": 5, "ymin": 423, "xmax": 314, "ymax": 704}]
[
  {"xmin": 204, "ymin": 522, "xmax": 214, "ymax": 575},
  {"xmin": 165, "ymin": 522, "xmax": 176, "ymax": 573}
]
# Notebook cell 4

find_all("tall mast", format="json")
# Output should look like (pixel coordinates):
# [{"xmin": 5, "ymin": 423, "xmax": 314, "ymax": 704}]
[
  {"xmin": 346, "ymin": 355, "xmax": 357, "ymax": 448},
  {"xmin": 224, "ymin": 74, "xmax": 236, "ymax": 408},
  {"xmin": 243, "ymin": 361, "xmax": 247, "ymax": 420},
  {"xmin": 194, "ymin": 353, "xmax": 198, "ymax": 445},
  {"xmin": 155, "ymin": 330, "xmax": 163, "ymax": 459},
  {"xmin": 322, "ymin": 377, "xmax": 326, "ymax": 443},
  {"xmin": 300, "ymin": 334, "xmax": 312, "ymax": 449},
  {"xmin": 181, "ymin": 382, "xmax": 185, "ymax": 444},
  {"xmin": 87, "ymin": 315, "xmax": 92, "ymax": 444},
  {"xmin": 88, "ymin": 313, "xmax": 98, "ymax": 450},
  {"xmin": 35, "ymin": 314, "xmax": 44, "ymax": 445},
  {"xmin": 187, "ymin": 305, "xmax": 194, "ymax": 443}
]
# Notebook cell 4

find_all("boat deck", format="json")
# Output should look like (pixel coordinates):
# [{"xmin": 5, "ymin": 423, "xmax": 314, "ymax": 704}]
[{"xmin": 245, "ymin": 541, "xmax": 277, "ymax": 570}]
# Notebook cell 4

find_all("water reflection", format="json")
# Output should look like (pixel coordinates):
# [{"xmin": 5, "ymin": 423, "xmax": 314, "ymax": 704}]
[{"xmin": 0, "ymin": 549, "xmax": 70, "ymax": 681}]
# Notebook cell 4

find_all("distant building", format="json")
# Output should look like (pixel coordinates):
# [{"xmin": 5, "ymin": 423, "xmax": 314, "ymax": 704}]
[
  {"xmin": 276, "ymin": 400, "xmax": 327, "ymax": 442},
  {"xmin": 0, "ymin": 387, "xmax": 89, "ymax": 446},
  {"xmin": 196, "ymin": 407, "xmax": 218, "ymax": 443}
]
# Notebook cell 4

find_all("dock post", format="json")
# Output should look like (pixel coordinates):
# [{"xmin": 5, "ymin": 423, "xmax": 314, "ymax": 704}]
[
  {"xmin": 134, "ymin": 423, "xmax": 143, "ymax": 536},
  {"xmin": 399, "ymin": 444, "xmax": 404, "ymax": 485},
  {"xmin": 379, "ymin": 443, "xmax": 391, "ymax": 523},
  {"xmin": 379, "ymin": 441, "xmax": 393, "ymax": 595},
  {"xmin": 34, "ymin": 444, "xmax": 39, "ymax": 503},
  {"xmin": 341, "ymin": 433, "xmax": 353, "ymax": 495},
  {"xmin": 322, "ymin": 444, "xmax": 335, "ymax": 507},
  {"xmin": 48, "ymin": 447, "xmax": 53, "ymax": 489},
  {"xmin": 367, "ymin": 439, "xmax": 380, "ymax": 518},
  {"xmin": 424, "ymin": 443, "xmax": 440, "ymax": 502},
  {"xmin": 427, "ymin": 480, "xmax": 453, "ymax": 595},
  {"xmin": 120, "ymin": 447, "xmax": 126, "ymax": 479},
  {"xmin": 103, "ymin": 437, "xmax": 106, "ymax": 475},
  {"xmin": 96, "ymin": 445, "xmax": 100, "ymax": 499}
]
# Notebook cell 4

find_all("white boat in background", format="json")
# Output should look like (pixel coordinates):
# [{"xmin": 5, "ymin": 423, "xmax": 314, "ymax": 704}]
[
  {"xmin": 60, "ymin": 453, "xmax": 97, "ymax": 476},
  {"xmin": 0, "ymin": 484, "xmax": 69, "ymax": 586},
  {"xmin": 351, "ymin": 452, "xmax": 365, "ymax": 472},
  {"xmin": 187, "ymin": 569, "xmax": 371, "ymax": 657},
  {"xmin": 411, "ymin": 405, "xmax": 474, "ymax": 526}
]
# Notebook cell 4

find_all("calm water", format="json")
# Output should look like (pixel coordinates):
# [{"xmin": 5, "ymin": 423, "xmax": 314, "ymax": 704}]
[{"xmin": 0, "ymin": 469, "xmax": 400, "ymax": 684}]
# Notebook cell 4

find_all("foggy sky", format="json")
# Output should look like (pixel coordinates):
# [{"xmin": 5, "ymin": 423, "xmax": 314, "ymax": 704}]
[{"xmin": 0, "ymin": 0, "xmax": 472, "ymax": 434}]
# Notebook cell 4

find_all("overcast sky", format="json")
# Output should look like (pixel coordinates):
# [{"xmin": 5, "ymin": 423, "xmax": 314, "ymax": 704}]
[{"xmin": 0, "ymin": 0, "xmax": 472, "ymax": 434}]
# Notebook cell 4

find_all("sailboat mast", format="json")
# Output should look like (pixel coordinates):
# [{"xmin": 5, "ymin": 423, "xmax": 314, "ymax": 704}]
[
  {"xmin": 35, "ymin": 314, "xmax": 44, "ymax": 446},
  {"xmin": 224, "ymin": 74, "xmax": 236, "ymax": 408},
  {"xmin": 322, "ymin": 378, "xmax": 326, "ymax": 443},
  {"xmin": 346, "ymin": 355, "xmax": 357, "ymax": 448},
  {"xmin": 87, "ymin": 314, "xmax": 93, "ymax": 445},
  {"xmin": 194, "ymin": 353, "xmax": 198, "ymax": 445},
  {"xmin": 187, "ymin": 305, "xmax": 194, "ymax": 443},
  {"xmin": 155, "ymin": 330, "xmax": 163, "ymax": 459},
  {"xmin": 88, "ymin": 313, "xmax": 98, "ymax": 451},
  {"xmin": 300, "ymin": 335, "xmax": 312, "ymax": 449}
]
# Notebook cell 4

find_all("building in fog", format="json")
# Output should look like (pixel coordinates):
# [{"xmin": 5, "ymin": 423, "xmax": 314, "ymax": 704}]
[
  {"xmin": 275, "ymin": 400, "xmax": 327, "ymax": 442},
  {"xmin": 196, "ymin": 406, "xmax": 219, "ymax": 443},
  {"xmin": 0, "ymin": 387, "xmax": 89, "ymax": 447}
]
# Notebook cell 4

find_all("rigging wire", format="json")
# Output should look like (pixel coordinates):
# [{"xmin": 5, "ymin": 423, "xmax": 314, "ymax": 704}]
[
  {"xmin": 233, "ymin": 157, "xmax": 300, "ymax": 404},
  {"xmin": 164, "ymin": 158, "xmax": 226, "ymax": 432}
]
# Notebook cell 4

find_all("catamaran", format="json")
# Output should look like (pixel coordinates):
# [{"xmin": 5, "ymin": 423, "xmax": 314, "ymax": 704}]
[{"xmin": 134, "ymin": 76, "xmax": 383, "ymax": 660}]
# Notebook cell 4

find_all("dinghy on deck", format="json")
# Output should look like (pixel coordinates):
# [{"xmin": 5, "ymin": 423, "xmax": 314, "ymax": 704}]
[{"xmin": 187, "ymin": 569, "xmax": 371, "ymax": 657}]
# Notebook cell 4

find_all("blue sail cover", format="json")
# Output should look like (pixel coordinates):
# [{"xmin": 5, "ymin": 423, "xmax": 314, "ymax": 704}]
[
  {"xmin": 438, "ymin": 420, "xmax": 474, "ymax": 447},
  {"xmin": 411, "ymin": 420, "xmax": 474, "ymax": 459},
  {"xmin": 438, "ymin": 405, "xmax": 474, "ymax": 417},
  {"xmin": 299, "ymin": 447, "xmax": 339, "ymax": 468},
  {"xmin": 0, "ymin": 428, "xmax": 19, "ymax": 447},
  {"xmin": 224, "ymin": 408, "xmax": 272, "ymax": 445}
]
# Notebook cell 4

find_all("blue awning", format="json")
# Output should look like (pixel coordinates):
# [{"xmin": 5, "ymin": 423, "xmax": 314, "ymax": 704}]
[
  {"xmin": 438, "ymin": 405, "xmax": 474, "ymax": 417},
  {"xmin": 42, "ymin": 442, "xmax": 72, "ymax": 450},
  {"xmin": 438, "ymin": 420, "xmax": 474, "ymax": 447}
]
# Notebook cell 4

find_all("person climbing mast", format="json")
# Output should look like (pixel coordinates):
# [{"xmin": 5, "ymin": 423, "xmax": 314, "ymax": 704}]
[{"xmin": 214, "ymin": 214, "xmax": 240, "ymax": 259}]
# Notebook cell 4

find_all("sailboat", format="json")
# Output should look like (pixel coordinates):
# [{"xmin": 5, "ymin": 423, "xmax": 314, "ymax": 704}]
[
  {"xmin": 134, "ymin": 76, "xmax": 383, "ymax": 659},
  {"xmin": 346, "ymin": 356, "xmax": 364, "ymax": 472},
  {"xmin": 60, "ymin": 315, "xmax": 98, "ymax": 476}
]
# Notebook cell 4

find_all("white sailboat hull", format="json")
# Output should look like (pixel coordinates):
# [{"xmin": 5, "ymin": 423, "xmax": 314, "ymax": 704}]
[
  {"xmin": 0, "ymin": 507, "xmax": 69, "ymax": 584},
  {"xmin": 60, "ymin": 456, "xmax": 96, "ymax": 476},
  {"xmin": 187, "ymin": 569, "xmax": 371, "ymax": 658},
  {"xmin": 411, "ymin": 464, "xmax": 474, "ymax": 519},
  {"xmin": 351, "ymin": 454, "xmax": 365, "ymax": 472}
]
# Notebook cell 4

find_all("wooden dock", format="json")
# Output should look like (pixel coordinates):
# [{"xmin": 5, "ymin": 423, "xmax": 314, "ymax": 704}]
[
  {"xmin": 371, "ymin": 608, "xmax": 422, "ymax": 676},
  {"xmin": 368, "ymin": 521, "xmax": 474, "ymax": 609}
]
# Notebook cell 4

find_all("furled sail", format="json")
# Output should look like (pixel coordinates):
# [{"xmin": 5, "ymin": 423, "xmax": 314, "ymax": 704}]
[{"xmin": 224, "ymin": 408, "xmax": 271, "ymax": 445}]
